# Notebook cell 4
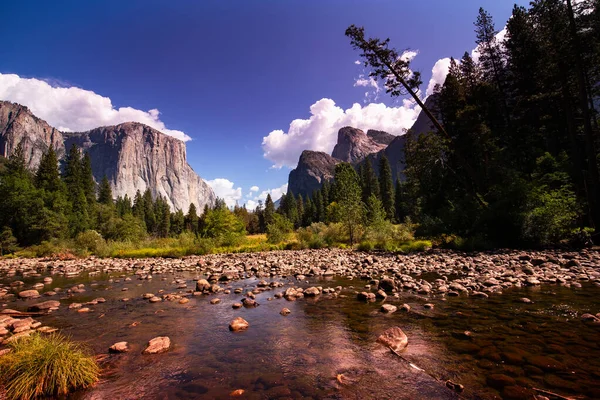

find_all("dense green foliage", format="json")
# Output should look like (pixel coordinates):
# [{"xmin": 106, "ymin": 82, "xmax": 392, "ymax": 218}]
[
  {"xmin": 345, "ymin": 1, "xmax": 600, "ymax": 247},
  {"xmin": 0, "ymin": 333, "xmax": 99, "ymax": 399}
]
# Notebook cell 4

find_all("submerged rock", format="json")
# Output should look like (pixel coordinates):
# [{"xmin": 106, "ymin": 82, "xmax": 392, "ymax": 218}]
[{"xmin": 377, "ymin": 326, "xmax": 408, "ymax": 352}]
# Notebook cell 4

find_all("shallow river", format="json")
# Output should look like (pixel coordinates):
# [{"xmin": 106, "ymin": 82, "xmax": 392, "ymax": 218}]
[{"xmin": 2, "ymin": 265, "xmax": 599, "ymax": 399}]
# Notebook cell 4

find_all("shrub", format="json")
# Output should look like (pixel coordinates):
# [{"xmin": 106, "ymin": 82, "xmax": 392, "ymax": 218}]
[
  {"xmin": 357, "ymin": 241, "xmax": 374, "ymax": 251},
  {"xmin": 400, "ymin": 240, "xmax": 432, "ymax": 253},
  {"xmin": 266, "ymin": 214, "xmax": 293, "ymax": 244},
  {"xmin": 75, "ymin": 230, "xmax": 106, "ymax": 255},
  {"xmin": 0, "ymin": 333, "xmax": 99, "ymax": 399}
]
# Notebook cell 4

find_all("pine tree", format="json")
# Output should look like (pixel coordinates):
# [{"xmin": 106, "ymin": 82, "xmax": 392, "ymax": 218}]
[
  {"xmin": 378, "ymin": 155, "xmax": 395, "ymax": 220},
  {"xmin": 170, "ymin": 209, "xmax": 185, "ymax": 235},
  {"xmin": 35, "ymin": 146, "xmax": 62, "ymax": 192},
  {"xmin": 459, "ymin": 51, "xmax": 480, "ymax": 93},
  {"xmin": 199, "ymin": 204, "xmax": 210, "ymax": 234},
  {"xmin": 333, "ymin": 163, "xmax": 363, "ymax": 245},
  {"xmin": 142, "ymin": 189, "xmax": 156, "ymax": 234},
  {"xmin": 98, "ymin": 176, "xmax": 113, "ymax": 205},
  {"xmin": 63, "ymin": 144, "xmax": 82, "ymax": 197},
  {"xmin": 313, "ymin": 189, "xmax": 324, "ymax": 222},
  {"xmin": 185, "ymin": 203, "xmax": 199, "ymax": 234},
  {"xmin": 321, "ymin": 180, "xmax": 331, "ymax": 207},
  {"xmin": 361, "ymin": 157, "xmax": 380, "ymax": 204},
  {"xmin": 81, "ymin": 152, "xmax": 96, "ymax": 206},
  {"xmin": 394, "ymin": 179, "xmax": 408, "ymax": 223},
  {"xmin": 154, "ymin": 196, "xmax": 170, "ymax": 238},
  {"xmin": 263, "ymin": 194, "xmax": 275, "ymax": 227},
  {"xmin": 132, "ymin": 190, "xmax": 144, "ymax": 219},
  {"xmin": 296, "ymin": 194, "xmax": 304, "ymax": 228},
  {"xmin": 303, "ymin": 196, "xmax": 315, "ymax": 227}
]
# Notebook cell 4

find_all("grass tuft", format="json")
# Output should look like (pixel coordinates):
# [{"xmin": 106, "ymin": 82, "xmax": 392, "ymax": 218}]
[{"xmin": 0, "ymin": 333, "xmax": 99, "ymax": 399}]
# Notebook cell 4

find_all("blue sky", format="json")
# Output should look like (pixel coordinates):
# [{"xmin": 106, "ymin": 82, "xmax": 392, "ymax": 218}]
[{"xmin": 0, "ymin": 0, "xmax": 524, "ymax": 207}]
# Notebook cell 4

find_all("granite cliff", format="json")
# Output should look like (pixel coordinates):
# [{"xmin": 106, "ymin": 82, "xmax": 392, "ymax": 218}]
[
  {"xmin": 0, "ymin": 101, "xmax": 215, "ymax": 211},
  {"xmin": 287, "ymin": 96, "xmax": 439, "ymax": 197}
]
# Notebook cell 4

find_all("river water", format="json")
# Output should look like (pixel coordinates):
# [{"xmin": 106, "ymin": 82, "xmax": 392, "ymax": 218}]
[{"xmin": 2, "ymin": 265, "xmax": 599, "ymax": 399}]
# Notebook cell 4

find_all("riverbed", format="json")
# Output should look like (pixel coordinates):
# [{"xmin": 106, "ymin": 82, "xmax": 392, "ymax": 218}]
[{"xmin": 0, "ymin": 249, "xmax": 599, "ymax": 399}]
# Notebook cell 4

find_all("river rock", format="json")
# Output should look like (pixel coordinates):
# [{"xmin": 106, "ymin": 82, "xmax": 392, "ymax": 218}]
[
  {"xmin": 27, "ymin": 300, "xmax": 60, "ymax": 311},
  {"xmin": 280, "ymin": 308, "xmax": 291, "ymax": 316},
  {"xmin": 109, "ymin": 342, "xmax": 129, "ymax": 353},
  {"xmin": 377, "ymin": 327, "xmax": 408, "ymax": 352},
  {"xmin": 381, "ymin": 304, "xmax": 397, "ymax": 313},
  {"xmin": 304, "ymin": 287, "xmax": 320, "ymax": 296},
  {"xmin": 229, "ymin": 317, "xmax": 249, "ymax": 332},
  {"xmin": 487, "ymin": 374, "xmax": 516, "ymax": 389},
  {"xmin": 143, "ymin": 336, "xmax": 171, "ymax": 354},
  {"xmin": 357, "ymin": 292, "xmax": 375, "ymax": 301},
  {"xmin": 18, "ymin": 290, "xmax": 39, "ymax": 299},
  {"xmin": 196, "ymin": 279, "xmax": 210, "ymax": 292}
]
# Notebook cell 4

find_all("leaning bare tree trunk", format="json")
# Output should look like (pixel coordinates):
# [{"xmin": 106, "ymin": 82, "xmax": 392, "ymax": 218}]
[{"xmin": 380, "ymin": 58, "xmax": 488, "ymax": 208}]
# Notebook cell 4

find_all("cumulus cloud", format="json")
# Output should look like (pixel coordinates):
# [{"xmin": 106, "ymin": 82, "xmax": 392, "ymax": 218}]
[
  {"xmin": 246, "ymin": 183, "xmax": 288, "ymax": 209},
  {"xmin": 249, "ymin": 186, "xmax": 259, "ymax": 192},
  {"xmin": 0, "ymin": 73, "xmax": 191, "ymax": 141},
  {"xmin": 206, "ymin": 178, "xmax": 243, "ymax": 208},
  {"xmin": 471, "ymin": 27, "xmax": 507, "ymax": 63},
  {"xmin": 262, "ymin": 99, "xmax": 419, "ymax": 168},
  {"xmin": 425, "ymin": 57, "xmax": 452, "ymax": 98},
  {"xmin": 354, "ymin": 60, "xmax": 361, "ymax": 65}
]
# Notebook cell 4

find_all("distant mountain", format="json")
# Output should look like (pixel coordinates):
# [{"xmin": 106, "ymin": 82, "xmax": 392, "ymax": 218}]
[
  {"xmin": 286, "ymin": 95, "xmax": 439, "ymax": 197},
  {"xmin": 287, "ymin": 150, "xmax": 341, "ymax": 197},
  {"xmin": 0, "ymin": 101, "xmax": 215, "ymax": 211},
  {"xmin": 331, "ymin": 126, "xmax": 391, "ymax": 163}
]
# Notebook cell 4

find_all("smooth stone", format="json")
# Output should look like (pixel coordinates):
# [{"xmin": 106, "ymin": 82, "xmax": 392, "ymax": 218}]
[
  {"xmin": 229, "ymin": 317, "xmax": 249, "ymax": 332},
  {"xmin": 143, "ymin": 336, "xmax": 171, "ymax": 354},
  {"xmin": 109, "ymin": 342, "xmax": 129, "ymax": 353},
  {"xmin": 381, "ymin": 304, "xmax": 397, "ymax": 313},
  {"xmin": 377, "ymin": 326, "xmax": 408, "ymax": 352},
  {"xmin": 18, "ymin": 290, "xmax": 39, "ymax": 299},
  {"xmin": 280, "ymin": 308, "xmax": 291, "ymax": 316},
  {"xmin": 27, "ymin": 300, "xmax": 60, "ymax": 311}
]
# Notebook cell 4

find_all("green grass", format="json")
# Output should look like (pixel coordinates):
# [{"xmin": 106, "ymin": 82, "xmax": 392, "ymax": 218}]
[{"xmin": 0, "ymin": 333, "xmax": 99, "ymax": 399}]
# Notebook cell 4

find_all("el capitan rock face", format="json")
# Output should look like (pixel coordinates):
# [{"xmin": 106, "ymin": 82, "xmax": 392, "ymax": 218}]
[
  {"xmin": 0, "ymin": 101, "xmax": 215, "ymax": 212},
  {"xmin": 63, "ymin": 122, "xmax": 215, "ymax": 212},
  {"xmin": 0, "ymin": 101, "xmax": 65, "ymax": 166},
  {"xmin": 331, "ymin": 126, "xmax": 390, "ymax": 164},
  {"xmin": 287, "ymin": 150, "xmax": 340, "ymax": 197}
]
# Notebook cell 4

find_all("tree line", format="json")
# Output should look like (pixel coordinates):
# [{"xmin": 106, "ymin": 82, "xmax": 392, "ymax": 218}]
[{"xmin": 344, "ymin": 1, "xmax": 600, "ymax": 247}]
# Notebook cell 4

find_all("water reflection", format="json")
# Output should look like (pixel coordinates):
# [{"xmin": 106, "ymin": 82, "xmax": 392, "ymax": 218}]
[{"xmin": 1, "ymin": 269, "xmax": 599, "ymax": 399}]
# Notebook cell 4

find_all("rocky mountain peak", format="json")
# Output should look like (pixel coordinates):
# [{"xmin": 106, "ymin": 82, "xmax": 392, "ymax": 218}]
[
  {"xmin": 0, "ymin": 100, "xmax": 215, "ymax": 212},
  {"xmin": 331, "ymin": 126, "xmax": 389, "ymax": 163},
  {"xmin": 287, "ymin": 150, "xmax": 340, "ymax": 197}
]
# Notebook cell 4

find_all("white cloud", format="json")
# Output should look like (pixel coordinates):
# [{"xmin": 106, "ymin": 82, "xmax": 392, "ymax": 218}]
[
  {"xmin": 206, "ymin": 178, "xmax": 243, "ymax": 208},
  {"xmin": 425, "ymin": 57, "xmax": 452, "ymax": 98},
  {"xmin": 471, "ymin": 26, "xmax": 507, "ymax": 63},
  {"xmin": 400, "ymin": 50, "xmax": 418, "ymax": 62},
  {"xmin": 262, "ymin": 99, "xmax": 419, "ymax": 168},
  {"xmin": 354, "ymin": 60, "xmax": 361, "ymax": 65},
  {"xmin": 0, "ymin": 73, "xmax": 191, "ymax": 141},
  {"xmin": 245, "ymin": 183, "xmax": 288, "ymax": 209},
  {"xmin": 249, "ymin": 186, "xmax": 259, "ymax": 192}
]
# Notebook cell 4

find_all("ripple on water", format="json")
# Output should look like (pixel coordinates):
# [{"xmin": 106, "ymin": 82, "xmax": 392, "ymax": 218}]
[{"xmin": 0, "ymin": 265, "xmax": 599, "ymax": 399}]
